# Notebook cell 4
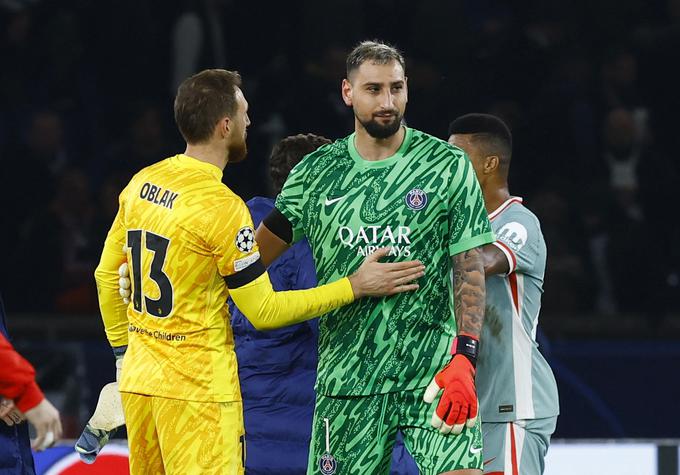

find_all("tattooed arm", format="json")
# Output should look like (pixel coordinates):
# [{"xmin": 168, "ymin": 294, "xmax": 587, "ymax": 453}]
[
  {"xmin": 423, "ymin": 245, "xmax": 486, "ymax": 433},
  {"xmin": 451, "ymin": 246, "xmax": 486, "ymax": 337}
]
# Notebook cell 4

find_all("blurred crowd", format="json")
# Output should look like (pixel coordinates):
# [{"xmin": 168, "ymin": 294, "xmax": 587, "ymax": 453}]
[{"xmin": 1, "ymin": 0, "xmax": 678, "ymax": 330}]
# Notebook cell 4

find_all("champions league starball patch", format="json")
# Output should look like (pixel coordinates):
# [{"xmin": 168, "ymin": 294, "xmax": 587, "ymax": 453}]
[
  {"xmin": 319, "ymin": 452, "xmax": 337, "ymax": 475},
  {"xmin": 235, "ymin": 226, "xmax": 255, "ymax": 253},
  {"xmin": 405, "ymin": 188, "xmax": 428, "ymax": 210}
]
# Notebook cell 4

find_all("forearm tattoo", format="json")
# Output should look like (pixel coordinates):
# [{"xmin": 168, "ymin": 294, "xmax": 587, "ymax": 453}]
[{"xmin": 452, "ymin": 247, "xmax": 486, "ymax": 337}]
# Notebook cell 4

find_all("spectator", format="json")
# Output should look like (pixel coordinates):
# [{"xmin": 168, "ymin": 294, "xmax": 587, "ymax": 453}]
[{"xmin": 0, "ymin": 292, "xmax": 62, "ymax": 462}]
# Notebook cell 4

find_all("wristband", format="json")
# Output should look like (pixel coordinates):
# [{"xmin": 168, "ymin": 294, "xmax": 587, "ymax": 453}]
[
  {"xmin": 450, "ymin": 334, "xmax": 479, "ymax": 367},
  {"xmin": 112, "ymin": 346, "xmax": 127, "ymax": 360}
]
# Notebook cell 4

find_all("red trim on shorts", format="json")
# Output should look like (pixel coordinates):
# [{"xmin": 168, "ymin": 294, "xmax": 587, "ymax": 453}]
[{"xmin": 509, "ymin": 423, "xmax": 519, "ymax": 475}]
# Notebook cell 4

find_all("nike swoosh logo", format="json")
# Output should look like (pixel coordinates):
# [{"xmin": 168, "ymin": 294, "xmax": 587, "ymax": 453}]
[
  {"xmin": 470, "ymin": 446, "xmax": 483, "ymax": 455},
  {"xmin": 324, "ymin": 197, "xmax": 344, "ymax": 206}
]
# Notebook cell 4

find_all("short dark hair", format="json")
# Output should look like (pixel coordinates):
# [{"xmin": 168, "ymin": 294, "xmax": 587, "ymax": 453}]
[
  {"xmin": 448, "ymin": 113, "xmax": 513, "ymax": 163},
  {"xmin": 270, "ymin": 134, "xmax": 332, "ymax": 195},
  {"xmin": 346, "ymin": 40, "xmax": 405, "ymax": 78},
  {"xmin": 174, "ymin": 69, "xmax": 242, "ymax": 144}
]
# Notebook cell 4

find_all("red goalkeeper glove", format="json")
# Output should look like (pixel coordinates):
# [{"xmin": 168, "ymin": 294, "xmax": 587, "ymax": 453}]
[{"xmin": 423, "ymin": 334, "xmax": 479, "ymax": 435}]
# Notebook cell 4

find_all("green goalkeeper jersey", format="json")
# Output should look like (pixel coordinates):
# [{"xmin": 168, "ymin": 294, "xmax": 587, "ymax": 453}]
[{"xmin": 276, "ymin": 127, "xmax": 494, "ymax": 396}]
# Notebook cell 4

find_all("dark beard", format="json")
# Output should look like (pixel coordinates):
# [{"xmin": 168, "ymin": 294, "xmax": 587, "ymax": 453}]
[
  {"xmin": 228, "ymin": 137, "xmax": 248, "ymax": 163},
  {"xmin": 358, "ymin": 113, "xmax": 403, "ymax": 139}
]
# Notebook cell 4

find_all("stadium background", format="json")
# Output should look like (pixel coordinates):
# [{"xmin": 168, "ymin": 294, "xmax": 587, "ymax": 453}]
[{"xmin": 0, "ymin": 0, "xmax": 679, "ymax": 472}]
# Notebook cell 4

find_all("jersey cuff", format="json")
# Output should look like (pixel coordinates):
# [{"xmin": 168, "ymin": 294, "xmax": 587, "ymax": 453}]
[
  {"xmin": 224, "ymin": 258, "xmax": 266, "ymax": 288},
  {"xmin": 16, "ymin": 380, "xmax": 45, "ymax": 413},
  {"xmin": 448, "ymin": 231, "xmax": 496, "ymax": 257},
  {"xmin": 263, "ymin": 208, "xmax": 293, "ymax": 244},
  {"xmin": 492, "ymin": 241, "xmax": 517, "ymax": 275}
]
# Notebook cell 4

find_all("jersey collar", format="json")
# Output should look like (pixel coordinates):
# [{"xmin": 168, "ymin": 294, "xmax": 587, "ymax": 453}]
[
  {"xmin": 488, "ymin": 196, "xmax": 523, "ymax": 221},
  {"xmin": 174, "ymin": 154, "xmax": 223, "ymax": 180},
  {"xmin": 347, "ymin": 126, "xmax": 413, "ymax": 168}
]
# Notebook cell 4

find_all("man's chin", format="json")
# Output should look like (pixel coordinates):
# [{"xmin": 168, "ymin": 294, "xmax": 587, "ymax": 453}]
[
  {"xmin": 364, "ymin": 119, "xmax": 402, "ymax": 139},
  {"xmin": 227, "ymin": 143, "xmax": 248, "ymax": 164}
]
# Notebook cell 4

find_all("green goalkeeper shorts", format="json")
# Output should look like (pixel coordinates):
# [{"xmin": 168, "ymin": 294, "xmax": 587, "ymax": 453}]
[{"xmin": 307, "ymin": 388, "xmax": 483, "ymax": 475}]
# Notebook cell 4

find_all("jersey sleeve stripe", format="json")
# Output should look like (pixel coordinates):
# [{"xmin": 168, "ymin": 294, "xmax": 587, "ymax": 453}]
[
  {"xmin": 224, "ymin": 258, "xmax": 266, "ymax": 288},
  {"xmin": 508, "ymin": 272, "xmax": 520, "ymax": 315},
  {"xmin": 493, "ymin": 241, "xmax": 517, "ymax": 274}
]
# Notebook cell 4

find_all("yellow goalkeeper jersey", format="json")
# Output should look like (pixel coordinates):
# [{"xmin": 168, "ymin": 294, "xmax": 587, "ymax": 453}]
[{"xmin": 95, "ymin": 154, "xmax": 261, "ymax": 402}]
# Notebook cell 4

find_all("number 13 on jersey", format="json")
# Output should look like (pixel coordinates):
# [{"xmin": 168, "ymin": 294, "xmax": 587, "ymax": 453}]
[{"xmin": 127, "ymin": 229, "xmax": 174, "ymax": 318}]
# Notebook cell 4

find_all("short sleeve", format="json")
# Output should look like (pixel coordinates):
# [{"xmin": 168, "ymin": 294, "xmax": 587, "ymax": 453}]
[
  {"xmin": 275, "ymin": 161, "xmax": 308, "ymax": 245},
  {"xmin": 493, "ymin": 211, "xmax": 541, "ymax": 275},
  {"xmin": 206, "ymin": 195, "xmax": 261, "ymax": 278},
  {"xmin": 447, "ymin": 152, "xmax": 496, "ymax": 256}
]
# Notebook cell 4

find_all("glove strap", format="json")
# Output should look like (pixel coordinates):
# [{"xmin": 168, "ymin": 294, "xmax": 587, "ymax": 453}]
[
  {"xmin": 112, "ymin": 345, "xmax": 127, "ymax": 360},
  {"xmin": 450, "ymin": 334, "xmax": 479, "ymax": 367}
]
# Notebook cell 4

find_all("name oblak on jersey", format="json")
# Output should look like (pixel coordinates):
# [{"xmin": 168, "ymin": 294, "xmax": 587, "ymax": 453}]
[
  {"xmin": 139, "ymin": 182, "xmax": 179, "ymax": 209},
  {"xmin": 338, "ymin": 225, "xmax": 412, "ymax": 257}
]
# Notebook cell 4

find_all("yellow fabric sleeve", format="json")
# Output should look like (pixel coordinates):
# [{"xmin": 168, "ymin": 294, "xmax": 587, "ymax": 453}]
[
  {"xmin": 229, "ymin": 272, "xmax": 355, "ymax": 330},
  {"xmin": 94, "ymin": 207, "xmax": 129, "ymax": 348}
]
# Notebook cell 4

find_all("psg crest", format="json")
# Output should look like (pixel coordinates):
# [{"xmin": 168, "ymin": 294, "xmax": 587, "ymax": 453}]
[
  {"xmin": 405, "ymin": 188, "xmax": 428, "ymax": 210},
  {"xmin": 319, "ymin": 452, "xmax": 337, "ymax": 475},
  {"xmin": 235, "ymin": 226, "xmax": 255, "ymax": 253}
]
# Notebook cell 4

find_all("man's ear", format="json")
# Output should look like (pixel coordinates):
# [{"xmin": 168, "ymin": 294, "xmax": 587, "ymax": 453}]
[
  {"xmin": 485, "ymin": 155, "xmax": 500, "ymax": 174},
  {"xmin": 341, "ymin": 78, "xmax": 353, "ymax": 107},
  {"xmin": 218, "ymin": 116, "xmax": 231, "ymax": 139}
]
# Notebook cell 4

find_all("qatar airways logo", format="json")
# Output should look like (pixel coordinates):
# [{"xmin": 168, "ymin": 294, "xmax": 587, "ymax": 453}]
[{"xmin": 337, "ymin": 225, "xmax": 412, "ymax": 256}]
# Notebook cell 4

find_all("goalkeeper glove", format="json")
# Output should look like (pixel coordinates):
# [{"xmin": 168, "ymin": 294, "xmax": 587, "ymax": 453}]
[
  {"xmin": 118, "ymin": 262, "xmax": 131, "ymax": 304},
  {"xmin": 423, "ymin": 333, "xmax": 479, "ymax": 435},
  {"xmin": 75, "ymin": 347, "xmax": 126, "ymax": 464}
]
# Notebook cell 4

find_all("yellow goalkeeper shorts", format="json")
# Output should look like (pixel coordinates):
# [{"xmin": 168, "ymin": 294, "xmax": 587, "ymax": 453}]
[{"xmin": 121, "ymin": 392, "xmax": 244, "ymax": 475}]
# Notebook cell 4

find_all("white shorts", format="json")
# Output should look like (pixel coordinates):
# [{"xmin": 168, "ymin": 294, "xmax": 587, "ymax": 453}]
[{"xmin": 482, "ymin": 417, "xmax": 557, "ymax": 475}]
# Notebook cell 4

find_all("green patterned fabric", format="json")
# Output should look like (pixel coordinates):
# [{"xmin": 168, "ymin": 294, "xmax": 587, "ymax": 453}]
[
  {"xmin": 307, "ymin": 389, "xmax": 483, "ymax": 475},
  {"xmin": 276, "ymin": 127, "xmax": 494, "ymax": 397}
]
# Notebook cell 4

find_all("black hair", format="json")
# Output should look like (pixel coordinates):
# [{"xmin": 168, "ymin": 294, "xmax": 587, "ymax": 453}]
[{"xmin": 448, "ymin": 113, "xmax": 512, "ymax": 163}]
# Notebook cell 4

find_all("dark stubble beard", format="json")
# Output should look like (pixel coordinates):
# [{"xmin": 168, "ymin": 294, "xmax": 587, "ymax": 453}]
[
  {"xmin": 357, "ymin": 111, "xmax": 403, "ymax": 139},
  {"xmin": 228, "ymin": 135, "xmax": 248, "ymax": 163}
]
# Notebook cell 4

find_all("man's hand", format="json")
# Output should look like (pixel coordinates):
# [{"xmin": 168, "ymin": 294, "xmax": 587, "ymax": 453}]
[
  {"xmin": 75, "ymin": 349, "xmax": 126, "ymax": 464},
  {"xmin": 0, "ymin": 398, "xmax": 25, "ymax": 426},
  {"xmin": 348, "ymin": 247, "xmax": 424, "ymax": 298},
  {"xmin": 74, "ymin": 382, "xmax": 126, "ymax": 463},
  {"xmin": 118, "ymin": 247, "xmax": 425, "ymax": 300},
  {"xmin": 118, "ymin": 262, "xmax": 131, "ymax": 304},
  {"xmin": 423, "ymin": 334, "xmax": 479, "ymax": 435},
  {"xmin": 24, "ymin": 398, "xmax": 62, "ymax": 451}
]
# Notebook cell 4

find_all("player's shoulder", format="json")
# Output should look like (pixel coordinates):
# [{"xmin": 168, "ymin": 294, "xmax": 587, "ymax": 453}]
[
  {"xmin": 503, "ymin": 200, "xmax": 540, "ymax": 226},
  {"xmin": 120, "ymin": 158, "xmax": 170, "ymax": 198},
  {"xmin": 210, "ymin": 183, "xmax": 246, "ymax": 207},
  {"xmin": 288, "ymin": 138, "xmax": 347, "ymax": 180},
  {"xmin": 492, "ymin": 198, "xmax": 543, "ymax": 243},
  {"xmin": 127, "ymin": 155, "xmax": 215, "ymax": 190},
  {"xmin": 309, "ymin": 137, "xmax": 348, "ymax": 162},
  {"xmin": 125, "ymin": 158, "xmax": 161, "ymax": 186},
  {"xmin": 409, "ymin": 128, "xmax": 467, "ymax": 159}
]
